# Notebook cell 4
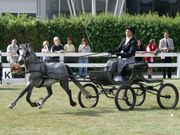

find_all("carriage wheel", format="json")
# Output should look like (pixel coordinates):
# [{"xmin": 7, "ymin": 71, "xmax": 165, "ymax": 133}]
[
  {"xmin": 131, "ymin": 83, "xmax": 146, "ymax": 106},
  {"xmin": 115, "ymin": 85, "xmax": 136, "ymax": 111},
  {"xmin": 78, "ymin": 83, "xmax": 99, "ymax": 108},
  {"xmin": 157, "ymin": 83, "xmax": 179, "ymax": 109}
]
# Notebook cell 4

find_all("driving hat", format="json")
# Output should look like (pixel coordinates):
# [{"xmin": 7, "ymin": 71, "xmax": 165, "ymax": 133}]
[{"xmin": 126, "ymin": 26, "xmax": 135, "ymax": 35}]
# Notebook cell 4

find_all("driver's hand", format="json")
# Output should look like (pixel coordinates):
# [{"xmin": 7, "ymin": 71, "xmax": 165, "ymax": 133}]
[
  {"xmin": 107, "ymin": 49, "xmax": 114, "ymax": 54},
  {"xmin": 116, "ymin": 52, "xmax": 121, "ymax": 57}
]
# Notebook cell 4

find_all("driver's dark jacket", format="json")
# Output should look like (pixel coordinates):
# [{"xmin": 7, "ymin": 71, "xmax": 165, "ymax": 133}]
[{"xmin": 112, "ymin": 37, "xmax": 137, "ymax": 58}]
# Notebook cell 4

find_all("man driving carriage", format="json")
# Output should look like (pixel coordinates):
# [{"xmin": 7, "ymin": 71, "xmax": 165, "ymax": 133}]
[{"xmin": 105, "ymin": 26, "xmax": 137, "ymax": 79}]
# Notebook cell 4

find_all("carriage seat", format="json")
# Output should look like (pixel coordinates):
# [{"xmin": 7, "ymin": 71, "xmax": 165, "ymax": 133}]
[
  {"xmin": 89, "ymin": 62, "xmax": 162, "ymax": 86},
  {"xmin": 114, "ymin": 62, "xmax": 148, "ymax": 82}
]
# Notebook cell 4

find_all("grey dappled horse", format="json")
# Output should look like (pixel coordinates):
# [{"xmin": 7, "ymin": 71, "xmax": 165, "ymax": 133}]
[{"xmin": 8, "ymin": 44, "xmax": 90, "ymax": 109}]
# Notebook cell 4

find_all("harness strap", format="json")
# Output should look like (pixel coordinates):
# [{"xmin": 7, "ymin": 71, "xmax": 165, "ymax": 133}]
[
  {"xmin": 43, "ymin": 63, "xmax": 48, "ymax": 77},
  {"xmin": 36, "ymin": 63, "xmax": 48, "ymax": 88},
  {"xmin": 25, "ymin": 63, "xmax": 48, "ymax": 88}
]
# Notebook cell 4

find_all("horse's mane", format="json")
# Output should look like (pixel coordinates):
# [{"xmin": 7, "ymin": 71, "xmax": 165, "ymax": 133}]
[
  {"xmin": 29, "ymin": 49, "xmax": 37, "ymax": 57},
  {"xmin": 28, "ymin": 48, "xmax": 40, "ymax": 62}
]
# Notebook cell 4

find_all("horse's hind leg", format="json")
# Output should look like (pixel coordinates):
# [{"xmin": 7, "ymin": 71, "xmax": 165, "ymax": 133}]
[
  {"xmin": 26, "ymin": 88, "xmax": 39, "ymax": 107},
  {"xmin": 59, "ymin": 81, "xmax": 77, "ymax": 106},
  {"xmin": 38, "ymin": 86, "xmax": 53, "ymax": 109},
  {"xmin": 66, "ymin": 65, "xmax": 90, "ymax": 97}
]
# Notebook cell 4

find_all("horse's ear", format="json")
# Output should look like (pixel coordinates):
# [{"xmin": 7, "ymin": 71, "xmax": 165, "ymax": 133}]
[
  {"xmin": 17, "ymin": 49, "xmax": 20, "ymax": 55},
  {"xmin": 26, "ymin": 44, "xmax": 29, "ymax": 48},
  {"xmin": 28, "ymin": 47, "xmax": 32, "ymax": 53},
  {"xmin": 25, "ymin": 43, "xmax": 32, "ymax": 51}
]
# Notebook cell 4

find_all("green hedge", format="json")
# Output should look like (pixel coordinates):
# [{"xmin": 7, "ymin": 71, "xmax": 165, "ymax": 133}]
[{"xmin": 0, "ymin": 13, "xmax": 180, "ymax": 52}]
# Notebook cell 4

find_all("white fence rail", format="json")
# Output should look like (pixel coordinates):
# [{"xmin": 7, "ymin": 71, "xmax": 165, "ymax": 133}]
[{"xmin": 0, "ymin": 51, "xmax": 180, "ymax": 85}]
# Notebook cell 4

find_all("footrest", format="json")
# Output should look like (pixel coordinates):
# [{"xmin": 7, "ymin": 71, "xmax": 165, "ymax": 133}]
[
  {"xmin": 145, "ymin": 78, "xmax": 163, "ymax": 83},
  {"xmin": 89, "ymin": 71, "xmax": 116, "ymax": 85},
  {"xmin": 128, "ymin": 62, "xmax": 148, "ymax": 69}
]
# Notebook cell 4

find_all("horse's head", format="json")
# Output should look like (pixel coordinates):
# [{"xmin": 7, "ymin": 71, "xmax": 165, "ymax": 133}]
[{"xmin": 17, "ymin": 44, "xmax": 33, "ymax": 65}]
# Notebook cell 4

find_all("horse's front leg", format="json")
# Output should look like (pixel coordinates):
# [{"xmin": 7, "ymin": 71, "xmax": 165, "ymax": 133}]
[
  {"xmin": 26, "ymin": 88, "xmax": 39, "ymax": 107},
  {"xmin": 8, "ymin": 84, "xmax": 33, "ymax": 109},
  {"xmin": 38, "ymin": 86, "xmax": 53, "ymax": 109}
]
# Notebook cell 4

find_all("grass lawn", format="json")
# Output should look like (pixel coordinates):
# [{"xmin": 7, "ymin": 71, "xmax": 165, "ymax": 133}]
[{"xmin": 0, "ymin": 79, "xmax": 180, "ymax": 135}]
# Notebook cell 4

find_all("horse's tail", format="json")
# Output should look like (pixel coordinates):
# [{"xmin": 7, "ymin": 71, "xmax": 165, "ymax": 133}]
[{"xmin": 66, "ymin": 65, "xmax": 90, "ymax": 97}]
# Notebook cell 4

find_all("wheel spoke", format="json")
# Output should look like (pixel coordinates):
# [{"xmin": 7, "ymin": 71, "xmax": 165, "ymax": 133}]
[{"xmin": 131, "ymin": 83, "xmax": 146, "ymax": 106}]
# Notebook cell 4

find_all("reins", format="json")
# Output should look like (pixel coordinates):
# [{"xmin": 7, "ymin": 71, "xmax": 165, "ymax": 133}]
[{"xmin": 49, "ymin": 52, "xmax": 104, "ymax": 63}]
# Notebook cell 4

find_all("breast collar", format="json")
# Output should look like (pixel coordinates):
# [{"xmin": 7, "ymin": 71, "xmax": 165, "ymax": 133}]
[{"xmin": 25, "ymin": 62, "xmax": 47, "ymax": 76}]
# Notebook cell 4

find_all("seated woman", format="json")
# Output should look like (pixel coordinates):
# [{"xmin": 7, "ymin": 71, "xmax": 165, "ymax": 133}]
[{"xmin": 106, "ymin": 27, "xmax": 137, "ymax": 80}]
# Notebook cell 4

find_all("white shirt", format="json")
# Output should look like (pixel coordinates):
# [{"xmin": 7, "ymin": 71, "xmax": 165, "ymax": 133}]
[
  {"xmin": 6, "ymin": 44, "xmax": 19, "ymax": 63},
  {"xmin": 159, "ymin": 37, "xmax": 174, "ymax": 51},
  {"xmin": 120, "ymin": 37, "xmax": 132, "ymax": 54},
  {"xmin": 78, "ymin": 44, "xmax": 91, "ymax": 53},
  {"xmin": 41, "ymin": 47, "xmax": 50, "ymax": 53},
  {"xmin": 125, "ymin": 37, "xmax": 132, "ymax": 46}
]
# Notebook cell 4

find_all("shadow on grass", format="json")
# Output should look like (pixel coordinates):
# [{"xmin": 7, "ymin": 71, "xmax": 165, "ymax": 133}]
[
  {"xmin": 0, "ymin": 87, "xmax": 20, "ymax": 91},
  {"xmin": 40, "ymin": 107, "xmax": 115, "ymax": 117},
  {"xmin": 24, "ymin": 106, "xmax": 180, "ymax": 118},
  {"xmin": 133, "ymin": 106, "xmax": 180, "ymax": 112},
  {"xmin": 61, "ymin": 110, "xmax": 113, "ymax": 117}
]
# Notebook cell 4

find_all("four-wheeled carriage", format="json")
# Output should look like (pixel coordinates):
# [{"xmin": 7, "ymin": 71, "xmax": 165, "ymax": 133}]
[{"xmin": 78, "ymin": 62, "xmax": 179, "ymax": 111}]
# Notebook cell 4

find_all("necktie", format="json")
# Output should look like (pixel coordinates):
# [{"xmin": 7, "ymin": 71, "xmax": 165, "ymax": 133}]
[{"xmin": 166, "ymin": 39, "xmax": 169, "ymax": 48}]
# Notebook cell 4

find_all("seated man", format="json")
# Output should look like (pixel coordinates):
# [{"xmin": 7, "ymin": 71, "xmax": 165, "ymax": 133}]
[
  {"xmin": 6, "ymin": 39, "xmax": 24, "ymax": 78},
  {"xmin": 6, "ymin": 39, "xmax": 19, "ymax": 63},
  {"xmin": 105, "ymin": 27, "xmax": 137, "ymax": 80}
]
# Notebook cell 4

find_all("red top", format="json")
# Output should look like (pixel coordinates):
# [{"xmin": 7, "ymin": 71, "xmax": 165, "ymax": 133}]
[{"xmin": 145, "ymin": 43, "xmax": 157, "ymax": 63}]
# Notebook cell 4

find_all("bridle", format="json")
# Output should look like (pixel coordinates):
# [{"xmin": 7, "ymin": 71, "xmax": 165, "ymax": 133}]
[{"xmin": 18, "ymin": 48, "xmax": 30, "ymax": 62}]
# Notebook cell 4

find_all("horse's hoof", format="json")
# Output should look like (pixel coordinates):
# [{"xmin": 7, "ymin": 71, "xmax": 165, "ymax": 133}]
[
  {"xmin": 71, "ymin": 102, "xmax": 77, "ymax": 107},
  {"xmin": 8, "ymin": 103, "xmax": 15, "ymax": 109},
  {"xmin": 37, "ymin": 102, "xmax": 43, "ymax": 109},
  {"xmin": 31, "ymin": 103, "xmax": 38, "ymax": 107},
  {"xmin": 38, "ymin": 105, "xmax": 43, "ymax": 109},
  {"xmin": 8, "ymin": 104, "xmax": 13, "ymax": 109}
]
